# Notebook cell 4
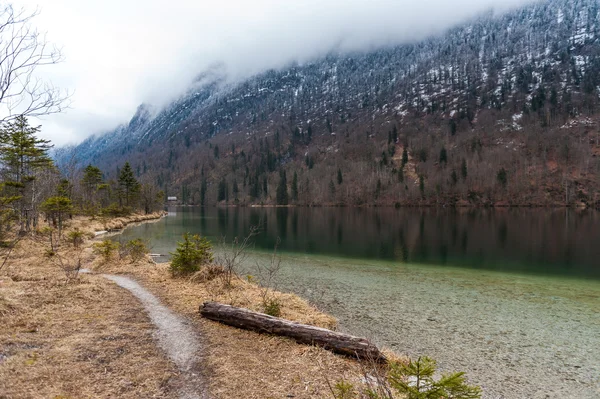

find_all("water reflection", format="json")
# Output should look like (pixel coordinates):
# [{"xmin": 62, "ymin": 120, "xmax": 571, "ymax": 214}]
[{"xmin": 121, "ymin": 207, "xmax": 600, "ymax": 279}]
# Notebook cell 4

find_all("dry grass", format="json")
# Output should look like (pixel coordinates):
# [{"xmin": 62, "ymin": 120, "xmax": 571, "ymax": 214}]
[
  {"xmin": 0, "ymin": 229, "xmax": 175, "ymax": 398},
  {"xmin": 97, "ymin": 258, "xmax": 365, "ymax": 398},
  {"xmin": 1, "ymin": 213, "xmax": 375, "ymax": 399}
]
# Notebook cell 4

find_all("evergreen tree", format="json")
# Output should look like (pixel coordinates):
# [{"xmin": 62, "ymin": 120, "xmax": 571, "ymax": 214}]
[
  {"xmin": 233, "ymin": 179, "xmax": 239, "ymax": 201},
  {"xmin": 0, "ymin": 115, "xmax": 54, "ymax": 232},
  {"xmin": 41, "ymin": 196, "xmax": 73, "ymax": 237},
  {"xmin": 375, "ymin": 178, "xmax": 382, "ymax": 199},
  {"xmin": 217, "ymin": 178, "xmax": 228, "ymax": 202},
  {"xmin": 337, "ymin": 168, "xmax": 343, "ymax": 185},
  {"xmin": 419, "ymin": 175, "xmax": 425, "ymax": 197},
  {"xmin": 451, "ymin": 170, "xmax": 459, "ymax": 186},
  {"xmin": 381, "ymin": 151, "xmax": 388, "ymax": 166},
  {"xmin": 81, "ymin": 165, "xmax": 104, "ymax": 213},
  {"xmin": 398, "ymin": 168, "xmax": 405, "ymax": 183},
  {"xmin": 82, "ymin": 164, "xmax": 103, "ymax": 192},
  {"xmin": 263, "ymin": 177, "xmax": 268, "ymax": 197},
  {"xmin": 250, "ymin": 174, "xmax": 260, "ymax": 199},
  {"xmin": 497, "ymin": 168, "xmax": 508, "ymax": 188},
  {"xmin": 200, "ymin": 177, "xmax": 207, "ymax": 206},
  {"xmin": 291, "ymin": 171, "xmax": 298, "ymax": 201},
  {"xmin": 276, "ymin": 170, "xmax": 288, "ymax": 205},
  {"xmin": 402, "ymin": 147, "xmax": 409, "ymax": 169},
  {"xmin": 169, "ymin": 233, "xmax": 214, "ymax": 276},
  {"xmin": 117, "ymin": 162, "xmax": 140, "ymax": 207},
  {"xmin": 440, "ymin": 146, "xmax": 448, "ymax": 165},
  {"xmin": 461, "ymin": 158, "xmax": 468, "ymax": 180}
]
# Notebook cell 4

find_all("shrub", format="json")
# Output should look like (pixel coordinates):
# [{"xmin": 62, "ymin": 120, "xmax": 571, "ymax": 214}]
[
  {"xmin": 263, "ymin": 296, "xmax": 282, "ymax": 317},
  {"xmin": 387, "ymin": 356, "xmax": 481, "ymax": 399},
  {"xmin": 331, "ymin": 356, "xmax": 481, "ymax": 399},
  {"xmin": 67, "ymin": 229, "xmax": 85, "ymax": 249},
  {"xmin": 101, "ymin": 204, "xmax": 132, "ymax": 217},
  {"xmin": 120, "ymin": 238, "xmax": 149, "ymax": 263},
  {"xmin": 93, "ymin": 239, "xmax": 120, "ymax": 263},
  {"xmin": 169, "ymin": 233, "xmax": 214, "ymax": 277},
  {"xmin": 332, "ymin": 380, "xmax": 357, "ymax": 399}
]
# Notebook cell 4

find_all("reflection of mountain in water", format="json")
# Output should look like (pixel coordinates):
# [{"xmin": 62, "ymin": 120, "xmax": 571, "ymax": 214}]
[{"xmin": 148, "ymin": 207, "xmax": 600, "ymax": 279}]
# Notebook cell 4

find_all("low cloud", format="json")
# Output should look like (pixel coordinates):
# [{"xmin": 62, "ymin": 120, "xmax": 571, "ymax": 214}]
[{"xmin": 13, "ymin": 0, "xmax": 535, "ymax": 146}]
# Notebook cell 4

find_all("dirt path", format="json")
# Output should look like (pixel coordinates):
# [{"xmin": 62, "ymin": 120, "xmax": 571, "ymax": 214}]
[{"xmin": 103, "ymin": 274, "xmax": 208, "ymax": 399}]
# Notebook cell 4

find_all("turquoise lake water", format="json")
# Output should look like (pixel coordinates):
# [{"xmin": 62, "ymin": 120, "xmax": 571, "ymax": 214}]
[{"xmin": 117, "ymin": 207, "xmax": 600, "ymax": 399}]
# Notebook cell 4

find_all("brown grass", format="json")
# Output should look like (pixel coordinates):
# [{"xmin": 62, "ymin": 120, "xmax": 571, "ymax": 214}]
[
  {"xmin": 0, "ymin": 228, "xmax": 175, "ymax": 398},
  {"xmin": 97, "ymin": 256, "xmax": 364, "ymax": 398},
  {"xmin": 1, "ymin": 213, "xmax": 374, "ymax": 399}
]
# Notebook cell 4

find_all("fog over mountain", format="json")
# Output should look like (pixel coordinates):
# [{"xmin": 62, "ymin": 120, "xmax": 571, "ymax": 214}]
[{"xmin": 13, "ymin": 0, "xmax": 534, "ymax": 145}]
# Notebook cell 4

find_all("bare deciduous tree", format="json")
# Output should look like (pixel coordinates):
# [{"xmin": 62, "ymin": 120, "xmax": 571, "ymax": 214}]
[{"xmin": 0, "ymin": 4, "xmax": 69, "ymax": 122}]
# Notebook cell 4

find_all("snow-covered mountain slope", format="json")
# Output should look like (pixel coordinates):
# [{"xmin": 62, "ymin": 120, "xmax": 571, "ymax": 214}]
[{"xmin": 58, "ymin": 0, "xmax": 600, "ymax": 206}]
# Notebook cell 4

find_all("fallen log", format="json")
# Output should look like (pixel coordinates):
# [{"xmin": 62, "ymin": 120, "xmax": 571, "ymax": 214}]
[{"xmin": 199, "ymin": 301, "xmax": 386, "ymax": 362}]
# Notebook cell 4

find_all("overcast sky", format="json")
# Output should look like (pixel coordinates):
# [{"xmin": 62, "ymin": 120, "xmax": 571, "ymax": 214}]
[{"xmin": 11, "ymin": 0, "xmax": 535, "ymax": 147}]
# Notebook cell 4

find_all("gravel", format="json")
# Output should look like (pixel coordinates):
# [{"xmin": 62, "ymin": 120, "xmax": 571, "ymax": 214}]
[{"xmin": 103, "ymin": 274, "xmax": 208, "ymax": 399}]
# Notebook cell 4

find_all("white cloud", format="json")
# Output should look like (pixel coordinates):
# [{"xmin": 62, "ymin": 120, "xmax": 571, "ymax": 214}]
[{"xmin": 10, "ymin": 0, "xmax": 535, "ymax": 146}]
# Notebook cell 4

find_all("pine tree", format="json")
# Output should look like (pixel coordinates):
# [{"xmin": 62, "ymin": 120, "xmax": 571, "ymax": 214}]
[
  {"xmin": 497, "ymin": 168, "xmax": 508, "ymax": 188},
  {"xmin": 200, "ymin": 177, "xmax": 207, "ymax": 206},
  {"xmin": 440, "ymin": 146, "xmax": 448, "ymax": 165},
  {"xmin": 337, "ymin": 168, "xmax": 343, "ymax": 185},
  {"xmin": 381, "ymin": 151, "xmax": 388, "ymax": 166},
  {"xmin": 81, "ymin": 164, "xmax": 104, "ymax": 213},
  {"xmin": 291, "ymin": 171, "xmax": 298, "ymax": 201},
  {"xmin": 82, "ymin": 164, "xmax": 103, "ymax": 192},
  {"xmin": 461, "ymin": 158, "xmax": 468, "ymax": 180},
  {"xmin": 41, "ymin": 196, "xmax": 73, "ymax": 237},
  {"xmin": 402, "ymin": 147, "xmax": 409, "ymax": 169},
  {"xmin": 217, "ymin": 178, "xmax": 228, "ymax": 202},
  {"xmin": 233, "ymin": 179, "xmax": 239, "ymax": 201},
  {"xmin": 169, "ymin": 233, "xmax": 214, "ymax": 276},
  {"xmin": 276, "ymin": 170, "xmax": 288, "ymax": 205},
  {"xmin": 0, "ymin": 115, "xmax": 54, "ymax": 232},
  {"xmin": 263, "ymin": 177, "xmax": 268, "ymax": 197},
  {"xmin": 117, "ymin": 162, "xmax": 140, "ymax": 207}
]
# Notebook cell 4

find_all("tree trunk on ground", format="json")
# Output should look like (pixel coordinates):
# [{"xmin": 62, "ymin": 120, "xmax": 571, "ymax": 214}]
[{"xmin": 200, "ymin": 301, "xmax": 386, "ymax": 362}]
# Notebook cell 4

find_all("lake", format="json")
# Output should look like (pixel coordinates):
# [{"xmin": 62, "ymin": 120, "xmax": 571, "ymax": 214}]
[{"xmin": 118, "ymin": 207, "xmax": 600, "ymax": 399}]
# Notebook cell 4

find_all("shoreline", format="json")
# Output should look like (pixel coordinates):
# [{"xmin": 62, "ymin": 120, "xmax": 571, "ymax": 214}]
[
  {"xmin": 172, "ymin": 202, "xmax": 596, "ymax": 210},
  {"xmin": 1, "ymin": 213, "xmax": 368, "ymax": 398}
]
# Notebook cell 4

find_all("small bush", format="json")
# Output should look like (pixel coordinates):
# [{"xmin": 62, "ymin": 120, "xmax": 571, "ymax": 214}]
[
  {"xmin": 93, "ymin": 239, "xmax": 120, "ymax": 263},
  {"xmin": 169, "ymin": 233, "xmax": 214, "ymax": 277},
  {"xmin": 67, "ymin": 229, "xmax": 85, "ymax": 249},
  {"xmin": 386, "ymin": 356, "xmax": 481, "ymax": 399},
  {"xmin": 330, "ymin": 356, "xmax": 481, "ymax": 399},
  {"xmin": 101, "ymin": 204, "xmax": 132, "ymax": 217},
  {"xmin": 263, "ymin": 296, "xmax": 282, "ymax": 317},
  {"xmin": 332, "ymin": 380, "xmax": 357, "ymax": 399},
  {"xmin": 120, "ymin": 238, "xmax": 149, "ymax": 263}
]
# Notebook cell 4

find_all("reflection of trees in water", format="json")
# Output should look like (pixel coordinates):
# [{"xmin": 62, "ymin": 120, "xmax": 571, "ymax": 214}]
[{"xmin": 186, "ymin": 207, "xmax": 600, "ymax": 278}]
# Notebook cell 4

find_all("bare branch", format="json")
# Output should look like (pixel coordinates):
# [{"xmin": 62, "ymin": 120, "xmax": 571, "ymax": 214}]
[{"xmin": 0, "ymin": 5, "xmax": 70, "ymax": 122}]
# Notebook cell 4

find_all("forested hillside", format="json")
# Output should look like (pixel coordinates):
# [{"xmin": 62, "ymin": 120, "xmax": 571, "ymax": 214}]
[{"xmin": 58, "ymin": 0, "xmax": 600, "ymax": 207}]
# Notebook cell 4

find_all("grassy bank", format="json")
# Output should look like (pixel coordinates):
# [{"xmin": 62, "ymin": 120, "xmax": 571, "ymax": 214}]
[{"xmin": 0, "ymin": 213, "xmax": 366, "ymax": 398}]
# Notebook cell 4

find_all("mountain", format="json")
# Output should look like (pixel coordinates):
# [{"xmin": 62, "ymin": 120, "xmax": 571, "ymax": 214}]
[{"xmin": 58, "ymin": 0, "xmax": 600, "ymax": 207}]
